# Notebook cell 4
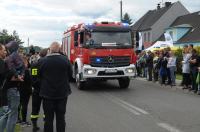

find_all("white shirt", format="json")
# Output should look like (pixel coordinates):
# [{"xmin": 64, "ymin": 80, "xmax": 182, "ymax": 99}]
[
  {"xmin": 167, "ymin": 56, "xmax": 177, "ymax": 68},
  {"xmin": 182, "ymin": 53, "xmax": 192, "ymax": 73}
]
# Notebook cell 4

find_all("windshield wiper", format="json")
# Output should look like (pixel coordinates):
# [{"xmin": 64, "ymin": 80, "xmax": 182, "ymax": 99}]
[
  {"xmin": 84, "ymin": 44, "xmax": 101, "ymax": 48},
  {"xmin": 116, "ymin": 43, "xmax": 131, "ymax": 46}
]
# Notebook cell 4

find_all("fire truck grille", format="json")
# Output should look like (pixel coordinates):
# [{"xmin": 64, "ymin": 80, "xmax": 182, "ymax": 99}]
[
  {"xmin": 98, "ymin": 71, "xmax": 124, "ymax": 76},
  {"xmin": 90, "ymin": 56, "xmax": 130, "ymax": 67}
]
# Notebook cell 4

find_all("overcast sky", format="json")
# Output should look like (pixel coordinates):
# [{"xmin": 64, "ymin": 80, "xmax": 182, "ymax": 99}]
[{"xmin": 0, "ymin": 0, "xmax": 199, "ymax": 48}]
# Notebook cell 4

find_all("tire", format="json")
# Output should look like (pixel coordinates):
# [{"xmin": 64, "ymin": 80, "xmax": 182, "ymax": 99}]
[
  {"xmin": 75, "ymin": 68, "xmax": 85, "ymax": 90},
  {"xmin": 77, "ymin": 79, "xmax": 85, "ymax": 90},
  {"xmin": 118, "ymin": 77, "xmax": 130, "ymax": 89}
]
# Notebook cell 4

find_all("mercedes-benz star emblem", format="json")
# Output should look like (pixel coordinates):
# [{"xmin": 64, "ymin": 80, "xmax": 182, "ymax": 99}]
[{"xmin": 108, "ymin": 56, "xmax": 114, "ymax": 63}]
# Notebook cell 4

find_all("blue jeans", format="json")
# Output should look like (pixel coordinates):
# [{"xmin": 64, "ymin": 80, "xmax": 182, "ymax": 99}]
[
  {"xmin": 143, "ymin": 67, "xmax": 148, "ymax": 78},
  {"xmin": 0, "ymin": 106, "xmax": 11, "ymax": 129},
  {"xmin": 169, "ymin": 66, "xmax": 176, "ymax": 85},
  {"xmin": 0, "ymin": 88, "xmax": 20, "ymax": 132}
]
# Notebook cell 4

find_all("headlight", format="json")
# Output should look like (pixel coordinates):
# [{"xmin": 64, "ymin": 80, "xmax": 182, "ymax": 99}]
[
  {"xmin": 125, "ymin": 68, "xmax": 135, "ymax": 73},
  {"xmin": 84, "ymin": 69, "xmax": 97, "ymax": 75}
]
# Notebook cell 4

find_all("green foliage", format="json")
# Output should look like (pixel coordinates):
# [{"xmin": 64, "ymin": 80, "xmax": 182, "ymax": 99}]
[
  {"xmin": 195, "ymin": 46, "xmax": 200, "ymax": 54},
  {"xmin": 174, "ymin": 48, "xmax": 183, "ymax": 74},
  {"xmin": 0, "ymin": 29, "xmax": 23, "ymax": 45},
  {"xmin": 122, "ymin": 13, "xmax": 133, "ymax": 25},
  {"xmin": 176, "ymin": 73, "xmax": 182, "ymax": 80},
  {"xmin": 22, "ymin": 46, "xmax": 42, "ymax": 54},
  {"xmin": 15, "ymin": 124, "xmax": 21, "ymax": 132}
]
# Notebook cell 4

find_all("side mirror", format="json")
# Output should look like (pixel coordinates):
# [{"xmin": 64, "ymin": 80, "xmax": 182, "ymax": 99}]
[
  {"xmin": 131, "ymin": 31, "xmax": 135, "ymax": 48},
  {"xmin": 74, "ymin": 31, "xmax": 78, "ymax": 47}
]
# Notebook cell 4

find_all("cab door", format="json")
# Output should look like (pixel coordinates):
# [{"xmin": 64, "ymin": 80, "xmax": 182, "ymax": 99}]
[{"xmin": 73, "ymin": 30, "xmax": 79, "ymax": 61}]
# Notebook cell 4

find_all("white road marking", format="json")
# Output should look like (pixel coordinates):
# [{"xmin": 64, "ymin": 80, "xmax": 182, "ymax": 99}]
[
  {"xmin": 103, "ymin": 93, "xmax": 149, "ymax": 115},
  {"xmin": 103, "ymin": 94, "xmax": 183, "ymax": 132},
  {"xmin": 116, "ymin": 98, "xmax": 149, "ymax": 115},
  {"xmin": 108, "ymin": 96, "xmax": 141, "ymax": 115},
  {"xmin": 157, "ymin": 123, "xmax": 182, "ymax": 132}
]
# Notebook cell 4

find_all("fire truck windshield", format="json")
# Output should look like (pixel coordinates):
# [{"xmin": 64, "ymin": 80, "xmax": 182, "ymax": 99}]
[{"xmin": 85, "ymin": 31, "xmax": 132, "ymax": 48}]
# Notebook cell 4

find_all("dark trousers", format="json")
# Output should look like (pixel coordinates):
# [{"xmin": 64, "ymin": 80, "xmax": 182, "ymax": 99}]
[
  {"xmin": 148, "ymin": 67, "xmax": 153, "ymax": 81},
  {"xmin": 31, "ymin": 91, "xmax": 42, "ymax": 122},
  {"xmin": 43, "ymin": 98, "xmax": 68, "ymax": 132},
  {"xmin": 18, "ymin": 93, "xmax": 31, "ymax": 122},
  {"xmin": 182, "ymin": 73, "xmax": 191, "ymax": 87},
  {"xmin": 153, "ymin": 69, "xmax": 158, "ymax": 81},
  {"xmin": 136, "ymin": 66, "xmax": 141, "ymax": 77},
  {"xmin": 167, "ymin": 68, "xmax": 171, "ymax": 84},
  {"xmin": 191, "ymin": 68, "xmax": 198, "ymax": 91},
  {"xmin": 161, "ymin": 75, "xmax": 167, "ymax": 84}
]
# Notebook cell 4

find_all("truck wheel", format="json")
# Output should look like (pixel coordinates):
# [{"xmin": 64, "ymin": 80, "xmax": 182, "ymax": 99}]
[
  {"xmin": 118, "ymin": 78, "xmax": 130, "ymax": 89},
  {"xmin": 75, "ymin": 69, "xmax": 85, "ymax": 90}
]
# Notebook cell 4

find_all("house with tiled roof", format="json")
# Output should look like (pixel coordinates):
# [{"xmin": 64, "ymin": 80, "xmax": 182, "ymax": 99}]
[
  {"xmin": 132, "ymin": 1, "xmax": 189, "ymax": 49},
  {"xmin": 163, "ymin": 11, "xmax": 200, "ymax": 46}
]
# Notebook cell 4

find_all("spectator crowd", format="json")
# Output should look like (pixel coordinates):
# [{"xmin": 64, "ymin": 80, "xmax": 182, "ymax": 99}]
[
  {"xmin": 0, "ymin": 41, "xmax": 71, "ymax": 132},
  {"xmin": 136, "ymin": 44, "xmax": 200, "ymax": 95}
]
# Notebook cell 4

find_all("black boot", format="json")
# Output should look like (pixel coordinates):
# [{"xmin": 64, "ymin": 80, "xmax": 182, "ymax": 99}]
[{"xmin": 32, "ymin": 120, "xmax": 40, "ymax": 132}]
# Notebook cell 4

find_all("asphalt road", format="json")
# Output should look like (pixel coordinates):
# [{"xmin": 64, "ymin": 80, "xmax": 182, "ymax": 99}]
[{"xmin": 23, "ymin": 78, "xmax": 200, "ymax": 132}]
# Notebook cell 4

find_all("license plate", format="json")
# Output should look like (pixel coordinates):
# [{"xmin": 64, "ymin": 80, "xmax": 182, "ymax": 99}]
[{"xmin": 105, "ymin": 69, "xmax": 117, "ymax": 73}]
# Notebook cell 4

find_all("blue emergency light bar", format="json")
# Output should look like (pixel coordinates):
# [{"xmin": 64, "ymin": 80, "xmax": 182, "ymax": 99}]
[
  {"xmin": 85, "ymin": 23, "xmax": 93, "ymax": 26},
  {"xmin": 122, "ymin": 23, "xmax": 129, "ymax": 26},
  {"xmin": 96, "ymin": 58, "xmax": 101, "ymax": 63}
]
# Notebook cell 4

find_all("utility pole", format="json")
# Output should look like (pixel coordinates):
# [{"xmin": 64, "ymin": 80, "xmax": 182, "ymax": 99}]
[
  {"xmin": 27, "ymin": 37, "xmax": 30, "ymax": 54},
  {"xmin": 120, "ymin": 0, "xmax": 123, "ymax": 22},
  {"xmin": 161, "ymin": 0, "xmax": 164, "ymax": 7},
  {"xmin": 28, "ymin": 37, "xmax": 29, "ymax": 47}
]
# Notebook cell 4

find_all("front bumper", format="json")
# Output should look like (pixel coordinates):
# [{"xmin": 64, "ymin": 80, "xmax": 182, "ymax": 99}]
[{"xmin": 81, "ymin": 64, "xmax": 136, "ymax": 79}]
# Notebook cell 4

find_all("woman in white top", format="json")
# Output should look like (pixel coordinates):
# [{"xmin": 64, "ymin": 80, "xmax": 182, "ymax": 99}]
[
  {"xmin": 182, "ymin": 47, "xmax": 191, "ymax": 89},
  {"xmin": 167, "ymin": 51, "xmax": 177, "ymax": 86}
]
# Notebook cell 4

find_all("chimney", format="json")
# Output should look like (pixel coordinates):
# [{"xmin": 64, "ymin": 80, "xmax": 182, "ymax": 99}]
[
  {"xmin": 165, "ymin": 2, "xmax": 172, "ymax": 7},
  {"xmin": 157, "ymin": 3, "xmax": 161, "ymax": 10}
]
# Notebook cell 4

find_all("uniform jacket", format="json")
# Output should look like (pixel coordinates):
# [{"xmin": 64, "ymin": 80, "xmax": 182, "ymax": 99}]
[
  {"xmin": 38, "ymin": 53, "xmax": 72, "ymax": 99},
  {"xmin": 30, "ymin": 57, "xmax": 41, "ymax": 93}
]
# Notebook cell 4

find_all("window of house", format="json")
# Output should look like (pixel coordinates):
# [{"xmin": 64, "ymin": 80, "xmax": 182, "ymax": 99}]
[{"xmin": 169, "ymin": 31, "xmax": 173, "ymax": 40}]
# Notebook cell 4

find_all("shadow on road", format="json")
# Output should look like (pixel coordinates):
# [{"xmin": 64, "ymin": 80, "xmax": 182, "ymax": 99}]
[{"xmin": 70, "ymin": 80, "xmax": 132, "ymax": 92}]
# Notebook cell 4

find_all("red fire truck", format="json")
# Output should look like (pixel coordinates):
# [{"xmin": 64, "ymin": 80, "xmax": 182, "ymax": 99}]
[{"xmin": 62, "ymin": 22, "xmax": 136, "ymax": 90}]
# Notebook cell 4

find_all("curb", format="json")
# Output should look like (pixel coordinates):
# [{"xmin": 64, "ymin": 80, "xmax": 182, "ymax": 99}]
[{"xmin": 135, "ymin": 77, "xmax": 183, "ymax": 90}]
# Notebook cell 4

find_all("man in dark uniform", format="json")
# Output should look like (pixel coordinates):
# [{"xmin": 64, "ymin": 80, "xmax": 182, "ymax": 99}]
[
  {"xmin": 38, "ymin": 42, "xmax": 72, "ymax": 132},
  {"xmin": 30, "ymin": 49, "xmax": 48, "ymax": 131}
]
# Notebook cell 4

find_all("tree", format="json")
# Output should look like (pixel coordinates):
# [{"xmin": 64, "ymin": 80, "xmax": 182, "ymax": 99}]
[
  {"xmin": 122, "ymin": 13, "xmax": 133, "ymax": 25},
  {"xmin": 0, "ymin": 29, "xmax": 23, "ymax": 45},
  {"xmin": 12, "ymin": 30, "xmax": 23, "ymax": 45}
]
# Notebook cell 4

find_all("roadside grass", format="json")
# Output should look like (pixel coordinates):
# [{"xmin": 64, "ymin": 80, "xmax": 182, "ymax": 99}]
[
  {"xmin": 176, "ymin": 74, "xmax": 182, "ymax": 80},
  {"xmin": 15, "ymin": 124, "xmax": 21, "ymax": 132}
]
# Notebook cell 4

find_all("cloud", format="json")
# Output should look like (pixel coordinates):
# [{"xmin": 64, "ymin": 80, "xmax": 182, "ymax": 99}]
[{"xmin": 0, "ymin": 0, "xmax": 199, "ymax": 48}]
